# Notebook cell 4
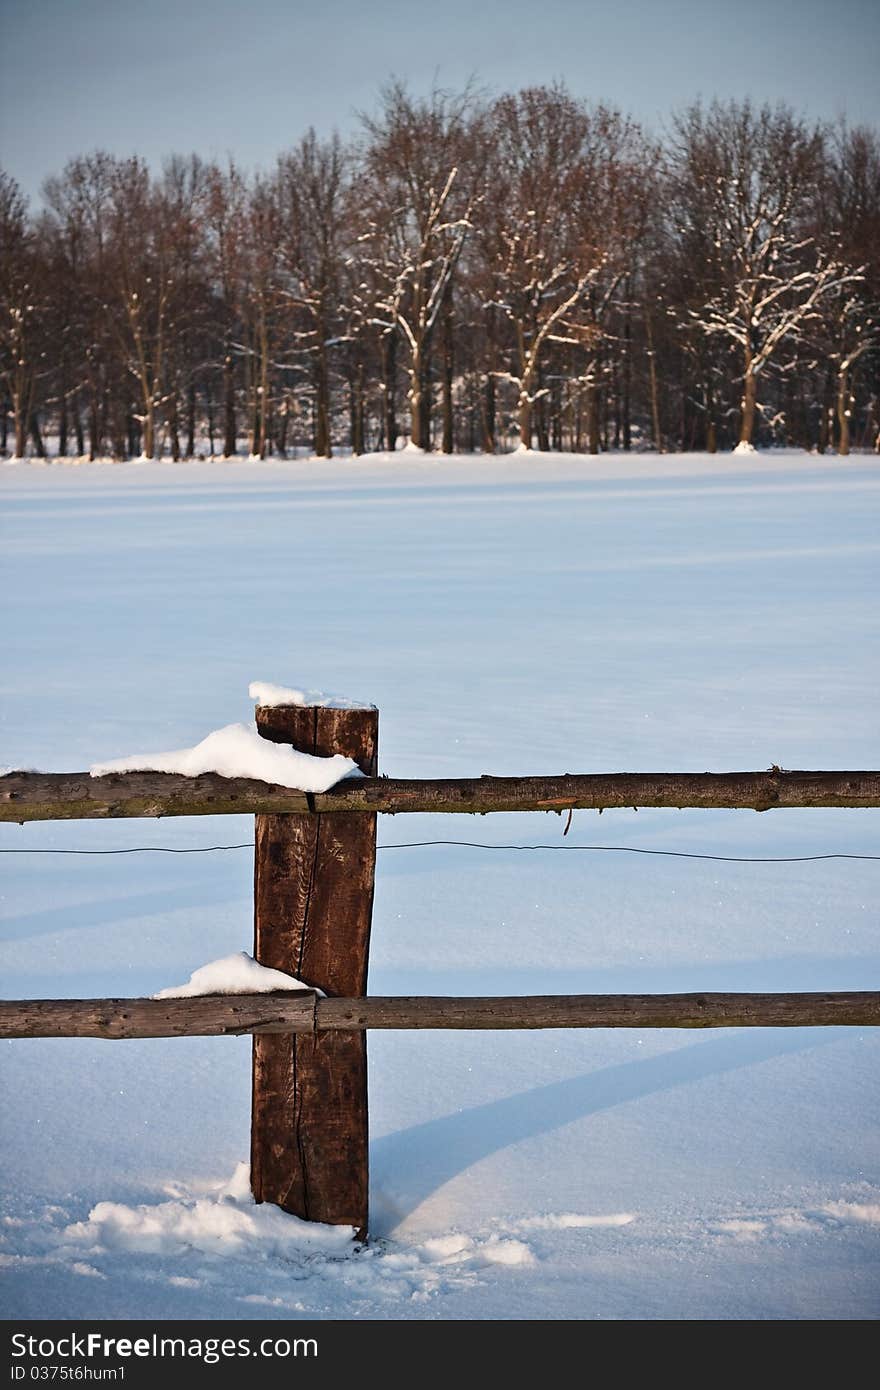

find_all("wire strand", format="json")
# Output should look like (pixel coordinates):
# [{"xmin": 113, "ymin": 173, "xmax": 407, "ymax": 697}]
[
  {"xmin": 0, "ymin": 841, "xmax": 878, "ymax": 863},
  {"xmin": 377, "ymin": 841, "xmax": 880, "ymax": 863},
  {"xmin": 0, "ymin": 844, "xmax": 254, "ymax": 856}
]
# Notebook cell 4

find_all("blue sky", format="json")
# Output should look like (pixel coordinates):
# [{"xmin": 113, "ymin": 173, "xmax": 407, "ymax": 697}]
[{"xmin": 2, "ymin": 0, "xmax": 878, "ymax": 202}]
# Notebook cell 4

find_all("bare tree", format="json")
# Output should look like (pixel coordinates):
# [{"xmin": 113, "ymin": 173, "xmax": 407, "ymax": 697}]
[
  {"xmin": 158, "ymin": 156, "xmax": 211, "ymax": 459},
  {"xmin": 44, "ymin": 154, "xmax": 118, "ymax": 457},
  {"xmin": 7, "ymin": 88, "xmax": 880, "ymax": 459},
  {"xmin": 359, "ymin": 82, "xmax": 478, "ymax": 450},
  {"xmin": 277, "ymin": 131, "xmax": 349, "ymax": 458},
  {"xmin": 231, "ymin": 176, "xmax": 285, "ymax": 459},
  {"xmin": 478, "ymin": 88, "xmax": 648, "ymax": 451},
  {"xmin": 672, "ymin": 101, "xmax": 861, "ymax": 451},
  {"xmin": 821, "ymin": 125, "xmax": 880, "ymax": 454},
  {"xmin": 204, "ymin": 162, "xmax": 247, "ymax": 458},
  {"xmin": 0, "ymin": 173, "xmax": 43, "ymax": 458}
]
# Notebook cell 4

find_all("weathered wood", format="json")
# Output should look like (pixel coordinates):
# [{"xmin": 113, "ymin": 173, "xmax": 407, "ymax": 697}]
[
  {"xmin": 318, "ymin": 992, "xmax": 880, "ymax": 1029},
  {"xmin": 2, "ymin": 991, "xmax": 878, "ymax": 1038},
  {"xmin": 251, "ymin": 704, "xmax": 377, "ymax": 1235},
  {"xmin": 0, "ymin": 993, "xmax": 319, "ymax": 1038},
  {"xmin": 3, "ymin": 767, "xmax": 880, "ymax": 822}
]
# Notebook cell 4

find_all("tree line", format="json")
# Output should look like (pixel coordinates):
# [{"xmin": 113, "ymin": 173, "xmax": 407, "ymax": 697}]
[{"xmin": 2, "ymin": 83, "xmax": 878, "ymax": 460}]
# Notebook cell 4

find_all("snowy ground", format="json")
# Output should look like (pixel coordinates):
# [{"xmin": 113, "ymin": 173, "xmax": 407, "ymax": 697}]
[{"xmin": 1, "ymin": 448, "xmax": 878, "ymax": 1320}]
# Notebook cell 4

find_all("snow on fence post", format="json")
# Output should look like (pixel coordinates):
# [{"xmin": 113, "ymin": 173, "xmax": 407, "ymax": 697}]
[{"xmin": 251, "ymin": 700, "xmax": 378, "ymax": 1238}]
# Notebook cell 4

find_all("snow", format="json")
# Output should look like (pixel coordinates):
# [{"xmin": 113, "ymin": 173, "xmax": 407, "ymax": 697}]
[
  {"xmin": 249, "ymin": 680, "xmax": 373, "ymax": 710},
  {"xmin": 152, "ymin": 952, "xmax": 323, "ymax": 1000},
  {"xmin": 89, "ymin": 722, "xmax": 359, "ymax": 792},
  {"xmin": 2, "ymin": 448, "xmax": 879, "ymax": 1320},
  {"xmin": 64, "ymin": 1164, "xmax": 356, "ymax": 1258},
  {"xmin": 733, "ymin": 440, "xmax": 758, "ymax": 454},
  {"xmin": 520, "ymin": 1211, "xmax": 636, "ymax": 1229}
]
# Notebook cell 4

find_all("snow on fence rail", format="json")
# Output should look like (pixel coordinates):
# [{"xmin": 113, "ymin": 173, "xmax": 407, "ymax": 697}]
[{"xmin": 3, "ymin": 699, "xmax": 879, "ymax": 1238}]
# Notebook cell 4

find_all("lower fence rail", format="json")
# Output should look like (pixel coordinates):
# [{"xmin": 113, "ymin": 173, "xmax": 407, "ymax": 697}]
[{"xmin": 2, "ymin": 990, "xmax": 878, "ymax": 1039}]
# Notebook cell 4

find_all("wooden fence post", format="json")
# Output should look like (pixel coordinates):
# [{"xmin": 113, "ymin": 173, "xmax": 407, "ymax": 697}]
[{"xmin": 251, "ymin": 701, "xmax": 378, "ymax": 1237}]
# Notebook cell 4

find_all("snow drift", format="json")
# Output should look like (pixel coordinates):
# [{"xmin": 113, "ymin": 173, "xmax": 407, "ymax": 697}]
[
  {"xmin": 152, "ymin": 952, "xmax": 324, "ymax": 1000},
  {"xmin": 90, "ymin": 721, "xmax": 359, "ymax": 792},
  {"xmin": 249, "ymin": 680, "xmax": 373, "ymax": 710}
]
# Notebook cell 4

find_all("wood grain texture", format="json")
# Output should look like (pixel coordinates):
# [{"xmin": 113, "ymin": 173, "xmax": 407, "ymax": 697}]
[
  {"xmin": 3, "ymin": 768, "xmax": 880, "ymax": 822},
  {"xmin": 251, "ymin": 704, "xmax": 377, "ymax": 1235},
  {"xmin": 3, "ymin": 992, "xmax": 878, "ymax": 1037}
]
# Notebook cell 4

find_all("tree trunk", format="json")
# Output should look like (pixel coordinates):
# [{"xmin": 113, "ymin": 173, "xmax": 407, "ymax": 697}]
[
  {"xmin": 552, "ymin": 379, "xmax": 563, "ymax": 451},
  {"xmin": 14, "ymin": 399, "xmax": 27, "ymax": 458},
  {"xmin": 111, "ymin": 402, "xmax": 127, "ymax": 461},
  {"xmin": 88, "ymin": 395, "xmax": 99, "ymax": 461},
  {"xmin": 186, "ymin": 383, "xmax": 196, "ymax": 457},
  {"xmin": 536, "ymin": 378, "xmax": 550, "ymax": 452},
  {"xmin": 419, "ymin": 352, "xmax": 432, "ymax": 449},
  {"xmin": 223, "ymin": 353, "xmax": 236, "ymax": 458},
  {"xmin": 441, "ymin": 300, "xmax": 454, "ymax": 455},
  {"xmin": 587, "ymin": 384, "xmax": 600, "ymax": 455},
  {"xmin": 679, "ymin": 372, "xmax": 687, "ymax": 453},
  {"xmin": 142, "ymin": 402, "xmax": 155, "ymax": 460},
  {"xmin": 350, "ymin": 360, "xmax": 365, "ymax": 456},
  {"xmin": 518, "ymin": 394, "xmax": 531, "ymax": 450},
  {"xmin": 705, "ymin": 378, "xmax": 717, "ymax": 453},
  {"xmin": 259, "ymin": 318, "xmax": 269, "ymax": 459},
  {"xmin": 382, "ymin": 332, "xmax": 397, "ymax": 452},
  {"xmin": 249, "ymin": 338, "xmax": 264, "ymax": 457},
  {"xmin": 622, "ymin": 335, "xmax": 632, "ymax": 451},
  {"xmin": 409, "ymin": 345, "xmax": 424, "ymax": 449},
  {"xmin": 836, "ymin": 370, "xmax": 851, "ymax": 457},
  {"xmin": 169, "ymin": 393, "xmax": 181, "ymax": 462},
  {"xmin": 98, "ymin": 388, "xmax": 109, "ymax": 458},
  {"xmin": 29, "ymin": 411, "xmax": 46, "ymax": 458},
  {"xmin": 58, "ymin": 391, "xmax": 68, "ymax": 458},
  {"xmin": 817, "ymin": 368, "xmax": 834, "ymax": 455},
  {"xmin": 739, "ymin": 365, "xmax": 757, "ymax": 447},
  {"xmin": 277, "ymin": 405, "xmax": 289, "ymax": 458},
  {"xmin": 467, "ymin": 377, "xmax": 477, "ymax": 453},
  {"xmin": 315, "ymin": 345, "xmax": 331, "ymax": 458},
  {"xmin": 409, "ymin": 375, "xmax": 421, "ymax": 450},
  {"xmin": 793, "ymin": 384, "xmax": 811, "ymax": 452},
  {"xmin": 249, "ymin": 385, "xmax": 258, "ymax": 457},
  {"xmin": 482, "ymin": 373, "xmax": 496, "ymax": 453},
  {"xmin": 646, "ymin": 314, "xmax": 663, "ymax": 452},
  {"xmin": 266, "ymin": 406, "xmax": 276, "ymax": 459}
]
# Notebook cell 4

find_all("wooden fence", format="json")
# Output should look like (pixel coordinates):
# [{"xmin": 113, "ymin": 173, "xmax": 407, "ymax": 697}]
[{"xmin": 2, "ymin": 703, "xmax": 878, "ymax": 1238}]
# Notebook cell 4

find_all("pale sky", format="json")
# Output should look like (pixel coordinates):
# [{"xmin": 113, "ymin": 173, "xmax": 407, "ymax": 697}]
[{"xmin": 2, "ymin": 0, "xmax": 878, "ymax": 203}]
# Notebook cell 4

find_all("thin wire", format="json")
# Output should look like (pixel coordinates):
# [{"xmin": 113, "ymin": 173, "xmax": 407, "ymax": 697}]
[
  {"xmin": 0, "ymin": 841, "xmax": 878, "ymax": 863},
  {"xmin": 0, "ymin": 844, "xmax": 254, "ymax": 856},
  {"xmin": 378, "ymin": 841, "xmax": 880, "ymax": 863}
]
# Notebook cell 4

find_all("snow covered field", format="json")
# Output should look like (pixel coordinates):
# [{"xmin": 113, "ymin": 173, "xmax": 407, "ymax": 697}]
[{"xmin": 1, "ymin": 448, "xmax": 878, "ymax": 1320}]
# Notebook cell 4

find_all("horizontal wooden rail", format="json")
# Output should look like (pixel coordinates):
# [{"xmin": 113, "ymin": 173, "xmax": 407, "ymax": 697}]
[
  {"xmin": 1, "ymin": 991, "xmax": 878, "ymax": 1038},
  {"xmin": 3, "ymin": 769, "xmax": 880, "ymax": 822}
]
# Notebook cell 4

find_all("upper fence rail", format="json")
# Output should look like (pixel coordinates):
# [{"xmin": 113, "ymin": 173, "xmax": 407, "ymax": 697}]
[{"xmin": 2, "ymin": 768, "xmax": 880, "ymax": 822}]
